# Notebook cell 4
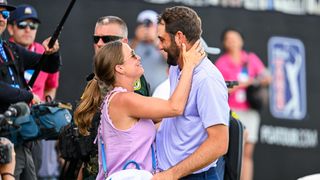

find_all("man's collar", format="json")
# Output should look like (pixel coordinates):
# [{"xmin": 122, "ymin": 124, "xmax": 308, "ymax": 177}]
[{"xmin": 176, "ymin": 56, "xmax": 207, "ymax": 79}]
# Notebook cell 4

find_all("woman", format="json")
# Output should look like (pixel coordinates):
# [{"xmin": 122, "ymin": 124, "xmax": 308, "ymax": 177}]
[
  {"xmin": 215, "ymin": 28, "xmax": 270, "ymax": 180},
  {"xmin": 74, "ymin": 40, "xmax": 204, "ymax": 179}
]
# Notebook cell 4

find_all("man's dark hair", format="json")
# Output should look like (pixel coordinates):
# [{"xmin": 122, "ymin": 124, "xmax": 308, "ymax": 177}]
[{"xmin": 158, "ymin": 6, "xmax": 202, "ymax": 44}]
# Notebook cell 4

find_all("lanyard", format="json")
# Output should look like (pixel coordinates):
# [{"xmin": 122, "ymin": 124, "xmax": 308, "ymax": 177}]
[
  {"xmin": 0, "ymin": 42, "xmax": 19, "ymax": 88},
  {"xmin": 100, "ymin": 136, "xmax": 108, "ymax": 179},
  {"xmin": 151, "ymin": 144, "xmax": 156, "ymax": 173}
]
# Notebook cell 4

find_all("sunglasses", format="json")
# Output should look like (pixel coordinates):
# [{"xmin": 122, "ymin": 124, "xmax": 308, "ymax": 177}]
[
  {"xmin": 0, "ymin": 10, "xmax": 10, "ymax": 19},
  {"xmin": 93, "ymin": 35, "xmax": 122, "ymax": 44},
  {"xmin": 16, "ymin": 21, "xmax": 39, "ymax": 30}
]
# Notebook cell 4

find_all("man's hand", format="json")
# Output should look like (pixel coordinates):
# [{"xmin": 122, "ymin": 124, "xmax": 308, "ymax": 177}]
[
  {"xmin": 42, "ymin": 37, "xmax": 60, "ymax": 54},
  {"xmin": 32, "ymin": 93, "xmax": 42, "ymax": 104},
  {"xmin": 0, "ymin": 137, "xmax": 16, "ymax": 175},
  {"xmin": 152, "ymin": 170, "xmax": 177, "ymax": 180}
]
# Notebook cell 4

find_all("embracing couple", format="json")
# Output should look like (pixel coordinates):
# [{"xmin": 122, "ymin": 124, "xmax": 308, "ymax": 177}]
[{"xmin": 75, "ymin": 6, "xmax": 229, "ymax": 180}]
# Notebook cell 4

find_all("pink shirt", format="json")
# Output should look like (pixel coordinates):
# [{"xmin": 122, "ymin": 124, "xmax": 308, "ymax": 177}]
[
  {"xmin": 9, "ymin": 38, "xmax": 59, "ymax": 100},
  {"xmin": 96, "ymin": 87, "xmax": 156, "ymax": 179},
  {"xmin": 215, "ymin": 51, "xmax": 265, "ymax": 110}
]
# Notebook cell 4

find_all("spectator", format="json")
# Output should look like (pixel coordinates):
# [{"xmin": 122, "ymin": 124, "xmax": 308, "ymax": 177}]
[
  {"xmin": 215, "ymin": 27, "xmax": 271, "ymax": 180},
  {"xmin": 8, "ymin": 4, "xmax": 59, "ymax": 101}
]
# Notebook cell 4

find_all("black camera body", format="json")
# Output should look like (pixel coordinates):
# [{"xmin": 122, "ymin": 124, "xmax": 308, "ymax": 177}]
[
  {"xmin": 226, "ymin": 81, "xmax": 239, "ymax": 89},
  {"xmin": 0, "ymin": 142, "xmax": 12, "ymax": 164}
]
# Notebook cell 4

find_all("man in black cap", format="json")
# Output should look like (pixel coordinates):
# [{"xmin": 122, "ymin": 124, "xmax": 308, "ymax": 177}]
[
  {"xmin": 0, "ymin": 1, "xmax": 61, "ymax": 179},
  {"xmin": 8, "ymin": 4, "xmax": 41, "ymax": 48}
]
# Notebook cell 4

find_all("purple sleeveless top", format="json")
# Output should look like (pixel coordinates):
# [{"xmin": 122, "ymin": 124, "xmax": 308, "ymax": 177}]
[{"xmin": 96, "ymin": 87, "xmax": 156, "ymax": 179}]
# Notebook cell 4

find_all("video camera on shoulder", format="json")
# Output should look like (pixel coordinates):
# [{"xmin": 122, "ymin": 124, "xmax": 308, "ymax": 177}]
[
  {"xmin": 0, "ymin": 99, "xmax": 73, "ymax": 145},
  {"xmin": 0, "ymin": 102, "xmax": 29, "ymax": 143}
]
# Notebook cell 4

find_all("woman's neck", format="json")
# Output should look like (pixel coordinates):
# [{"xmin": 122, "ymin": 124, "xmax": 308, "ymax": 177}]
[{"xmin": 113, "ymin": 79, "xmax": 135, "ymax": 92}]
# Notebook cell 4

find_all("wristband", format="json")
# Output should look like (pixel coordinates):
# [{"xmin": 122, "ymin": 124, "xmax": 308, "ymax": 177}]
[{"xmin": 1, "ymin": 172, "xmax": 15, "ymax": 179}]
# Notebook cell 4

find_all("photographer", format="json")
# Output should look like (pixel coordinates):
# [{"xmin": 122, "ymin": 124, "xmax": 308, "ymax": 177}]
[
  {"xmin": 0, "ymin": 1, "xmax": 60, "ymax": 179},
  {"xmin": 0, "ymin": 137, "xmax": 15, "ymax": 180},
  {"xmin": 7, "ymin": 4, "xmax": 61, "ymax": 179}
]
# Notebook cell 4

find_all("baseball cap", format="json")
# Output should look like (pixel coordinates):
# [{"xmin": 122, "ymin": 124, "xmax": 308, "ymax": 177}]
[
  {"xmin": 0, "ymin": 0, "xmax": 15, "ymax": 11},
  {"xmin": 137, "ymin": 10, "xmax": 158, "ymax": 26},
  {"xmin": 9, "ymin": 4, "xmax": 40, "ymax": 24},
  {"xmin": 200, "ymin": 37, "xmax": 221, "ymax": 55}
]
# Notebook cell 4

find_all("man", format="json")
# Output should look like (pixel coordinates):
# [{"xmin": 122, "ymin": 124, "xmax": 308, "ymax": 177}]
[
  {"xmin": 8, "ymin": 4, "xmax": 59, "ymax": 101},
  {"xmin": 0, "ymin": 1, "xmax": 60, "ymax": 179},
  {"xmin": 130, "ymin": 10, "xmax": 167, "ymax": 93},
  {"xmin": 7, "ymin": 4, "xmax": 60, "ymax": 179},
  {"xmin": 154, "ymin": 6, "xmax": 230, "ymax": 180}
]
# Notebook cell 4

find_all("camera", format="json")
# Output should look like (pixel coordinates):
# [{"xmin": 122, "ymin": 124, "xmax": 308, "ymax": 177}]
[
  {"xmin": 0, "ymin": 140, "xmax": 12, "ymax": 164},
  {"xmin": 226, "ymin": 81, "xmax": 239, "ymax": 89}
]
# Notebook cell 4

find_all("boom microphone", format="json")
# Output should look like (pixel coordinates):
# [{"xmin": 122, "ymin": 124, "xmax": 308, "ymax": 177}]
[
  {"xmin": 4, "ymin": 102, "xmax": 30, "ymax": 117},
  {"xmin": 28, "ymin": 0, "xmax": 77, "ymax": 88}
]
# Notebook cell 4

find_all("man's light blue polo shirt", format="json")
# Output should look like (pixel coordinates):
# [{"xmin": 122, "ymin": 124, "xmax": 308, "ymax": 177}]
[{"xmin": 156, "ymin": 57, "xmax": 230, "ymax": 174}]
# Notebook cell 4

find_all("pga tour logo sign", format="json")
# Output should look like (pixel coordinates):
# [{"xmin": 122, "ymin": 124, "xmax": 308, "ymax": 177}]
[{"xmin": 268, "ymin": 37, "xmax": 306, "ymax": 120}]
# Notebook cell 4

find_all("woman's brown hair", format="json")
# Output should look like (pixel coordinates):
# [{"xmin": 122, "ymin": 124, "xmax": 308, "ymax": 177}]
[{"xmin": 74, "ymin": 41, "xmax": 124, "ymax": 135}]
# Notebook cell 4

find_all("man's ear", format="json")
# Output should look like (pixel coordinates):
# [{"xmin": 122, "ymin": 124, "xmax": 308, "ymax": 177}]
[
  {"xmin": 174, "ymin": 31, "xmax": 187, "ymax": 47},
  {"xmin": 122, "ymin": 38, "xmax": 129, "ymax": 43}
]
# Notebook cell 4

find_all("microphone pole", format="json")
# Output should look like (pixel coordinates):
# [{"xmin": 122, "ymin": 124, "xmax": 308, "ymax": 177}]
[{"xmin": 28, "ymin": 0, "xmax": 77, "ymax": 88}]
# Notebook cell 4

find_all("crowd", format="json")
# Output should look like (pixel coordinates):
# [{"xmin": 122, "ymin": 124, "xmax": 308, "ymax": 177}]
[{"xmin": 0, "ymin": 0, "xmax": 271, "ymax": 180}]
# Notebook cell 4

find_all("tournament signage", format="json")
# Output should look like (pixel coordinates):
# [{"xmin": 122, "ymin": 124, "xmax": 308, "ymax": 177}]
[{"xmin": 268, "ymin": 37, "xmax": 307, "ymax": 120}]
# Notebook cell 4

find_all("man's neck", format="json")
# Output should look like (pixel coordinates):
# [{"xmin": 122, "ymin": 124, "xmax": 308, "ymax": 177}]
[{"xmin": 9, "ymin": 37, "xmax": 30, "ymax": 49}]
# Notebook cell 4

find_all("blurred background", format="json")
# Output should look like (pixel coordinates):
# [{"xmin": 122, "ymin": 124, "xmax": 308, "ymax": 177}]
[{"xmin": 7, "ymin": 0, "xmax": 320, "ymax": 179}]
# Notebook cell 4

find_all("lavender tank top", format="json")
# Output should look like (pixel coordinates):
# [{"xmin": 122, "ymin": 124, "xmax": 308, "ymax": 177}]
[{"xmin": 96, "ymin": 87, "xmax": 156, "ymax": 179}]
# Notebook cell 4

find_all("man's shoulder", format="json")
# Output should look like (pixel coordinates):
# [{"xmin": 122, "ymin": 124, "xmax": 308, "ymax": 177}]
[
  {"xmin": 4, "ymin": 41, "xmax": 27, "ymax": 56},
  {"xmin": 195, "ymin": 58, "xmax": 216, "ymax": 77},
  {"xmin": 194, "ymin": 58, "xmax": 226, "ymax": 86},
  {"xmin": 3, "ymin": 40, "xmax": 17, "ymax": 50}
]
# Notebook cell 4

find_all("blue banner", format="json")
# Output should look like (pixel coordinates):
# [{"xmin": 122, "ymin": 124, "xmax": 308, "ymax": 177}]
[{"xmin": 268, "ymin": 37, "xmax": 306, "ymax": 120}]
